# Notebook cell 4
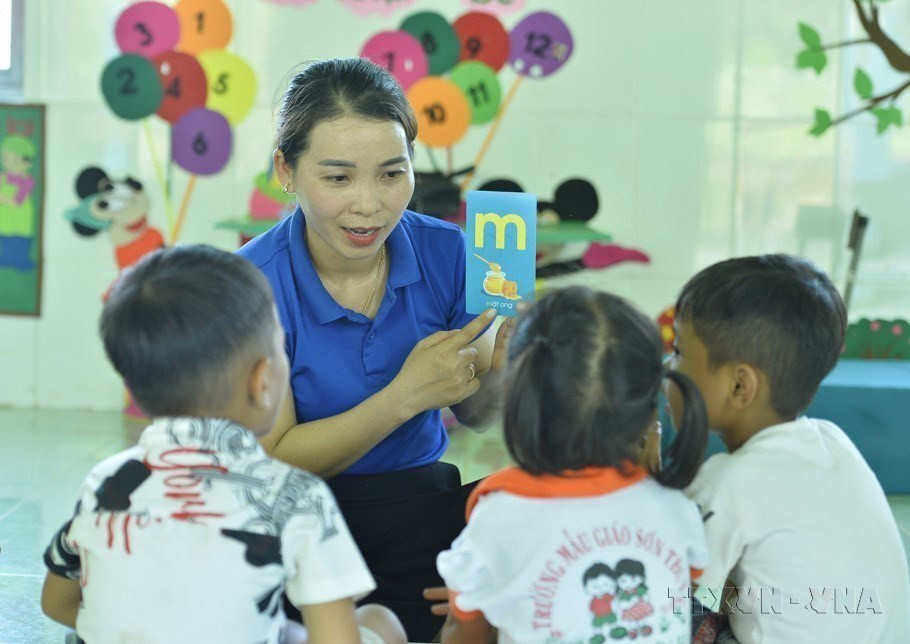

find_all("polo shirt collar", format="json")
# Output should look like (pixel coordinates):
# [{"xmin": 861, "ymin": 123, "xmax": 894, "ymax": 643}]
[
  {"xmin": 288, "ymin": 208, "xmax": 422, "ymax": 324},
  {"xmin": 465, "ymin": 464, "xmax": 648, "ymax": 519}
]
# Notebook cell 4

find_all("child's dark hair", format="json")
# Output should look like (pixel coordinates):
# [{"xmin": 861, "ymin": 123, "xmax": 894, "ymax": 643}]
[
  {"xmin": 504, "ymin": 286, "xmax": 707, "ymax": 489},
  {"xmin": 100, "ymin": 245, "xmax": 276, "ymax": 417},
  {"xmin": 675, "ymin": 254, "xmax": 846, "ymax": 418},
  {"xmin": 614, "ymin": 559, "xmax": 645, "ymax": 579},
  {"xmin": 583, "ymin": 563, "xmax": 615, "ymax": 585},
  {"xmin": 275, "ymin": 57, "xmax": 418, "ymax": 168}
]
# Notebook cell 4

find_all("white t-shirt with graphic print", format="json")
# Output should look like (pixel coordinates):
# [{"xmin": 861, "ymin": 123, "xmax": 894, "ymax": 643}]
[
  {"xmin": 44, "ymin": 417, "xmax": 375, "ymax": 644},
  {"xmin": 438, "ymin": 466, "xmax": 707, "ymax": 644},
  {"xmin": 685, "ymin": 416, "xmax": 910, "ymax": 644}
]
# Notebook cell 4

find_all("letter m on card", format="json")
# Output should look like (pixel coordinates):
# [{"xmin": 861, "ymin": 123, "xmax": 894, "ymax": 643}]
[{"xmin": 465, "ymin": 190, "xmax": 536, "ymax": 317}]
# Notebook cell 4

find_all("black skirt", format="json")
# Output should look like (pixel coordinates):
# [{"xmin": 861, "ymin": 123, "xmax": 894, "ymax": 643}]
[{"xmin": 287, "ymin": 461, "xmax": 478, "ymax": 642}]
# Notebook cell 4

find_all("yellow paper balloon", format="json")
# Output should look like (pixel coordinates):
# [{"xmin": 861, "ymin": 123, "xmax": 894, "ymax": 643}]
[
  {"xmin": 407, "ymin": 76, "xmax": 470, "ymax": 148},
  {"xmin": 198, "ymin": 50, "xmax": 257, "ymax": 125},
  {"xmin": 175, "ymin": 0, "xmax": 232, "ymax": 54}
]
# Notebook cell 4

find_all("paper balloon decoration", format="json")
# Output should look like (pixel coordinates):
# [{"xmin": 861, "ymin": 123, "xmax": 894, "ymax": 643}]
[
  {"xmin": 407, "ymin": 77, "xmax": 471, "ymax": 147},
  {"xmin": 449, "ymin": 61, "xmax": 501, "ymax": 124},
  {"xmin": 400, "ymin": 11, "xmax": 461, "ymax": 76},
  {"xmin": 460, "ymin": 0, "xmax": 525, "ymax": 17},
  {"xmin": 175, "ymin": 0, "xmax": 233, "ymax": 54},
  {"xmin": 101, "ymin": 54, "xmax": 164, "ymax": 120},
  {"xmin": 153, "ymin": 51, "xmax": 208, "ymax": 123},
  {"xmin": 115, "ymin": 1, "xmax": 181, "ymax": 59},
  {"xmin": 508, "ymin": 11, "xmax": 574, "ymax": 78},
  {"xmin": 360, "ymin": 31, "xmax": 429, "ymax": 91},
  {"xmin": 340, "ymin": 0, "xmax": 416, "ymax": 17},
  {"xmin": 172, "ymin": 107, "xmax": 232, "ymax": 175},
  {"xmin": 453, "ymin": 12, "xmax": 509, "ymax": 71},
  {"xmin": 198, "ymin": 50, "xmax": 257, "ymax": 125}
]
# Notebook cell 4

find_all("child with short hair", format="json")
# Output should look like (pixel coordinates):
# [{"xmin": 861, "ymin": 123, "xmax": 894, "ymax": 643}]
[
  {"xmin": 670, "ymin": 254, "xmax": 910, "ymax": 643},
  {"xmin": 436, "ymin": 286, "xmax": 710, "ymax": 643},
  {"xmin": 40, "ymin": 245, "xmax": 406, "ymax": 644}
]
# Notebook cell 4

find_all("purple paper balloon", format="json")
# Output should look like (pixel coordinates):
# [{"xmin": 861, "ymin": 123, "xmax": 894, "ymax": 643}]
[
  {"xmin": 172, "ymin": 108, "xmax": 232, "ymax": 175},
  {"xmin": 508, "ymin": 11, "xmax": 574, "ymax": 78}
]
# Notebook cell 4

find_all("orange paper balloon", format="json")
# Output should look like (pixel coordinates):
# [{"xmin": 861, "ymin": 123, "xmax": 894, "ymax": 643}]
[
  {"xmin": 407, "ymin": 76, "xmax": 470, "ymax": 148},
  {"xmin": 175, "ymin": 0, "xmax": 232, "ymax": 54}
]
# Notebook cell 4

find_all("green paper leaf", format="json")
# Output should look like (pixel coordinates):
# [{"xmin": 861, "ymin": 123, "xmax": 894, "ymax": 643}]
[
  {"xmin": 796, "ymin": 49, "xmax": 828, "ymax": 75},
  {"xmin": 854, "ymin": 68, "xmax": 874, "ymax": 99},
  {"xmin": 872, "ymin": 106, "xmax": 903, "ymax": 134},
  {"xmin": 809, "ymin": 108, "xmax": 832, "ymax": 136},
  {"xmin": 798, "ymin": 22, "xmax": 822, "ymax": 50}
]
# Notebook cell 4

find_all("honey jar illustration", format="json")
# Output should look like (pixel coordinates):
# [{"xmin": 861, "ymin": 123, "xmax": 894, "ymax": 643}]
[
  {"xmin": 475, "ymin": 253, "xmax": 521, "ymax": 299},
  {"xmin": 483, "ymin": 270, "xmax": 505, "ymax": 295}
]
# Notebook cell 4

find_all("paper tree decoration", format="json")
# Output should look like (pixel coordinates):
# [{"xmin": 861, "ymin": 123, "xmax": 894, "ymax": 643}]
[
  {"xmin": 843, "ymin": 318, "xmax": 910, "ymax": 359},
  {"xmin": 359, "ymin": 9, "xmax": 573, "ymax": 189},
  {"xmin": 797, "ymin": 0, "xmax": 908, "ymax": 136},
  {"xmin": 100, "ymin": 0, "xmax": 257, "ymax": 242}
]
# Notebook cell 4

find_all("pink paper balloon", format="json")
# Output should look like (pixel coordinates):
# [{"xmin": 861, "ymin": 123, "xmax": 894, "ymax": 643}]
[
  {"xmin": 361, "ymin": 31, "xmax": 429, "ymax": 90},
  {"xmin": 115, "ymin": 1, "xmax": 181, "ymax": 59}
]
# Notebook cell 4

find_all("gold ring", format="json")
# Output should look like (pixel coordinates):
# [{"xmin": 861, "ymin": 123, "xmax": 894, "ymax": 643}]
[{"xmin": 468, "ymin": 364, "xmax": 476, "ymax": 380}]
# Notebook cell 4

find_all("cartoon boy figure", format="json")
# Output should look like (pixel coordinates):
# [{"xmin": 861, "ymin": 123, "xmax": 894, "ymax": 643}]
[
  {"xmin": 0, "ymin": 135, "xmax": 37, "ymax": 271},
  {"xmin": 583, "ymin": 563, "xmax": 626, "ymax": 643},
  {"xmin": 614, "ymin": 559, "xmax": 654, "ymax": 639}
]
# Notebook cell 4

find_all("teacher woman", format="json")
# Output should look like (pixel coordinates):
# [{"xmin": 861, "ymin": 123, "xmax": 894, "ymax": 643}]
[{"xmin": 237, "ymin": 58, "xmax": 508, "ymax": 641}]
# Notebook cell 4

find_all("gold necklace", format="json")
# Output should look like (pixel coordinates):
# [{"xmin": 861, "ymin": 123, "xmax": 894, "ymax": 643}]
[{"xmin": 305, "ymin": 228, "xmax": 385, "ymax": 316}]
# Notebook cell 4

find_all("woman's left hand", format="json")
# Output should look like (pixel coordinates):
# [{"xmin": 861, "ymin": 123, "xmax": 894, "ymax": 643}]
[{"xmin": 489, "ymin": 315, "xmax": 518, "ymax": 374}]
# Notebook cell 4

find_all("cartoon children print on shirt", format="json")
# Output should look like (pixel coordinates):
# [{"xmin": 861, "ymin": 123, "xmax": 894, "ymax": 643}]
[
  {"xmin": 583, "ymin": 559, "xmax": 654, "ymax": 642},
  {"xmin": 583, "ymin": 563, "xmax": 620, "ymax": 643},
  {"xmin": 0, "ymin": 135, "xmax": 37, "ymax": 271},
  {"xmin": 614, "ymin": 559, "xmax": 654, "ymax": 639}
]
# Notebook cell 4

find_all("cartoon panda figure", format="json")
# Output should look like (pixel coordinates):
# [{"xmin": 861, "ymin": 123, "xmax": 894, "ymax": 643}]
[{"xmin": 64, "ymin": 167, "xmax": 165, "ymax": 271}]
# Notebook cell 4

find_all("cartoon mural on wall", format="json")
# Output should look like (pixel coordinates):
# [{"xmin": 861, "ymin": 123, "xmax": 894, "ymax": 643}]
[
  {"xmin": 0, "ymin": 104, "xmax": 45, "ymax": 316},
  {"xmin": 64, "ymin": 167, "xmax": 165, "ymax": 273}
]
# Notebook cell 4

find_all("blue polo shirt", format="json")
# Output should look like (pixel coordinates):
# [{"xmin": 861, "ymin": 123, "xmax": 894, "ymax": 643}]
[{"xmin": 237, "ymin": 207, "xmax": 476, "ymax": 475}]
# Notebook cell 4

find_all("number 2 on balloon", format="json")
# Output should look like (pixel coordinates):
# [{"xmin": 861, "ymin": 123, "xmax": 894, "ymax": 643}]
[{"xmin": 118, "ymin": 68, "xmax": 137, "ymax": 95}]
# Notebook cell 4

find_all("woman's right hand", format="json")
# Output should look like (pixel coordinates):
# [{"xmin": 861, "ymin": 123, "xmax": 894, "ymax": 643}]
[{"xmin": 391, "ymin": 310, "xmax": 496, "ymax": 418}]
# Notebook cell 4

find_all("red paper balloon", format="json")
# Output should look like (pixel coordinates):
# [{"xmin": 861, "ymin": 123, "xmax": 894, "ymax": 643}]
[
  {"xmin": 153, "ymin": 51, "xmax": 208, "ymax": 123},
  {"xmin": 453, "ymin": 11, "xmax": 510, "ymax": 71}
]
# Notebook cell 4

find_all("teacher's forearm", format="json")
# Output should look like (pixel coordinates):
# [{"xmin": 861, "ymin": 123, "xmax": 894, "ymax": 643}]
[{"xmin": 270, "ymin": 385, "xmax": 416, "ymax": 478}]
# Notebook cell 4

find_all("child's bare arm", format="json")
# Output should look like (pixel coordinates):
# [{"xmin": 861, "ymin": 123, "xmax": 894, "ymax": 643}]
[
  {"xmin": 440, "ymin": 612, "xmax": 495, "ymax": 643},
  {"xmin": 299, "ymin": 598, "xmax": 361, "ymax": 644},
  {"xmin": 40, "ymin": 572, "xmax": 80, "ymax": 627}
]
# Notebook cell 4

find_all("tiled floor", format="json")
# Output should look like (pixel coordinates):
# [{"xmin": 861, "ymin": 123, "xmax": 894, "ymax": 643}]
[{"xmin": 1, "ymin": 409, "xmax": 908, "ymax": 643}]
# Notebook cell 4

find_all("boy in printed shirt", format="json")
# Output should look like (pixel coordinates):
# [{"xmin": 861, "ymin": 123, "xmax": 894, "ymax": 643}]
[
  {"xmin": 668, "ymin": 254, "xmax": 910, "ymax": 643},
  {"xmin": 41, "ymin": 246, "xmax": 406, "ymax": 644}
]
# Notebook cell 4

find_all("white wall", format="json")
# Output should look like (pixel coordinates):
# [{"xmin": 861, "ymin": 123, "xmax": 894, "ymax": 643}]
[{"xmin": 1, "ymin": 0, "xmax": 908, "ymax": 410}]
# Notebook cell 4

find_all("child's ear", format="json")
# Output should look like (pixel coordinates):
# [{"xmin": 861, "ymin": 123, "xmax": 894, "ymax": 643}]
[
  {"xmin": 728, "ymin": 363, "xmax": 761, "ymax": 410},
  {"xmin": 248, "ymin": 356, "xmax": 274, "ymax": 411}
]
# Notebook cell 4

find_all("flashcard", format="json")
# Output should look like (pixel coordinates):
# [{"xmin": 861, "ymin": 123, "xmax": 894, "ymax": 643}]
[{"xmin": 466, "ymin": 190, "xmax": 536, "ymax": 316}]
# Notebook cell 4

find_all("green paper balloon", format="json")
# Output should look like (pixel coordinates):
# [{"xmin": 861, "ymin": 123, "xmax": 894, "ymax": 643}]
[
  {"xmin": 101, "ymin": 54, "xmax": 164, "ymax": 120},
  {"xmin": 450, "ymin": 61, "xmax": 501, "ymax": 124},
  {"xmin": 401, "ymin": 11, "xmax": 460, "ymax": 76}
]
